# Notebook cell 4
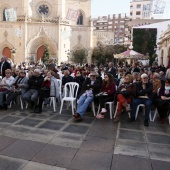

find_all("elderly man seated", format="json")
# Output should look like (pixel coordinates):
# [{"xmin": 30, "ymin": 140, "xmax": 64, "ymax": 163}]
[
  {"xmin": 131, "ymin": 73, "xmax": 153, "ymax": 127},
  {"xmin": 73, "ymin": 71, "xmax": 101, "ymax": 121}
]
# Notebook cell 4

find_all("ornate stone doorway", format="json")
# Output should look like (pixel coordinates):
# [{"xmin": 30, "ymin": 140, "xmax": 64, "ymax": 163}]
[
  {"xmin": 2, "ymin": 47, "xmax": 11, "ymax": 59},
  {"xmin": 37, "ymin": 45, "xmax": 46, "ymax": 61}
]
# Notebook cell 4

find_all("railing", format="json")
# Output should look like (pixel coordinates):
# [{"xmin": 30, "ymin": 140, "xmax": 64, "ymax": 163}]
[{"xmin": 17, "ymin": 15, "xmax": 62, "ymax": 24}]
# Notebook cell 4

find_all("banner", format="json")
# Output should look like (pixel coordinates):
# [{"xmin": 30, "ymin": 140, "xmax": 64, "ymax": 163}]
[
  {"xmin": 5, "ymin": 8, "xmax": 17, "ymax": 22},
  {"xmin": 66, "ymin": 8, "xmax": 80, "ymax": 22}
]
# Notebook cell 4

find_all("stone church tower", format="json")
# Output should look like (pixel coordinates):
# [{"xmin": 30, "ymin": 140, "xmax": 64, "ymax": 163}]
[{"xmin": 0, "ymin": 0, "xmax": 92, "ymax": 64}]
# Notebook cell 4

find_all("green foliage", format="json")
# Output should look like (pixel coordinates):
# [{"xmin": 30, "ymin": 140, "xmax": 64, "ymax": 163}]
[
  {"xmin": 92, "ymin": 42, "xmax": 126, "ymax": 66},
  {"xmin": 133, "ymin": 28, "xmax": 157, "ymax": 62},
  {"xmin": 71, "ymin": 48, "xmax": 88, "ymax": 65},
  {"xmin": 41, "ymin": 44, "xmax": 50, "ymax": 63},
  {"xmin": 150, "ymin": 53, "xmax": 158, "ymax": 65}
]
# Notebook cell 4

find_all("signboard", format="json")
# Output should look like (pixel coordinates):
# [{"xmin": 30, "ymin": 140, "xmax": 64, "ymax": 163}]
[
  {"xmin": 5, "ymin": 8, "xmax": 17, "ymax": 22},
  {"xmin": 66, "ymin": 8, "xmax": 80, "ymax": 22}
]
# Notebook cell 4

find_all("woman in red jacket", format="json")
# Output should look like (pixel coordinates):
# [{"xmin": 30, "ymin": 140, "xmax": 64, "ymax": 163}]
[{"xmin": 96, "ymin": 73, "xmax": 116, "ymax": 119}]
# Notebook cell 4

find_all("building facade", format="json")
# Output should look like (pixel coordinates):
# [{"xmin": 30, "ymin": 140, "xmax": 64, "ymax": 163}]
[
  {"xmin": 0, "ymin": 0, "xmax": 93, "ymax": 64},
  {"xmin": 158, "ymin": 24, "xmax": 170, "ymax": 67},
  {"xmin": 93, "ymin": 14, "xmax": 130, "ymax": 45}
]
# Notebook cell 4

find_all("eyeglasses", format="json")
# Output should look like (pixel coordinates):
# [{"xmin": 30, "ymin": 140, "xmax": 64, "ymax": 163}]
[
  {"xmin": 5, "ymin": 72, "xmax": 10, "ymax": 74},
  {"xmin": 90, "ymin": 75, "xmax": 96, "ymax": 77},
  {"xmin": 104, "ymin": 77, "xmax": 108, "ymax": 78},
  {"xmin": 143, "ymin": 77, "xmax": 148, "ymax": 79}
]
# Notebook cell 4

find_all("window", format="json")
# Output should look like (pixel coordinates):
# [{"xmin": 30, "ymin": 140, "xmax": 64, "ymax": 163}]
[
  {"xmin": 136, "ymin": 11, "xmax": 141, "ymax": 15},
  {"xmin": 77, "ymin": 12, "xmax": 83, "ymax": 25},
  {"xmin": 3, "ymin": 9, "xmax": 6, "ymax": 21},
  {"xmin": 137, "ymin": 5, "xmax": 141, "ymax": 9}
]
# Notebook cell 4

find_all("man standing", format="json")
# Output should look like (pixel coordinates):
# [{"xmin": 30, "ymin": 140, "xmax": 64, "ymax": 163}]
[{"xmin": 0, "ymin": 56, "xmax": 11, "ymax": 78}]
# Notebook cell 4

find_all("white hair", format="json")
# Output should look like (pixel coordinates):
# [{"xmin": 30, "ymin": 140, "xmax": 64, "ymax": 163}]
[{"xmin": 141, "ymin": 73, "xmax": 148, "ymax": 79}]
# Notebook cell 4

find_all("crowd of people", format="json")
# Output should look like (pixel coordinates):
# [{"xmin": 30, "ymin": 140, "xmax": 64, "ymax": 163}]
[{"xmin": 0, "ymin": 55, "xmax": 170, "ymax": 127}]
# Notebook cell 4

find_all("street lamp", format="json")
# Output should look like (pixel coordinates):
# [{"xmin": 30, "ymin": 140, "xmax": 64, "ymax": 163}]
[{"xmin": 10, "ymin": 48, "xmax": 17, "ymax": 62}]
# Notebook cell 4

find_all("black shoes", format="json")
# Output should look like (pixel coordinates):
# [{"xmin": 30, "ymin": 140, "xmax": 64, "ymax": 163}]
[
  {"xmin": 130, "ymin": 117, "xmax": 135, "ymax": 122},
  {"xmin": 73, "ymin": 113, "xmax": 83, "ymax": 122},
  {"xmin": 144, "ymin": 120, "xmax": 149, "ymax": 127}
]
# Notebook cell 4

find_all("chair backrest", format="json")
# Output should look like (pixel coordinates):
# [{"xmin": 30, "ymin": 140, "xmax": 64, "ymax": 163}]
[
  {"xmin": 56, "ymin": 79, "xmax": 62, "ymax": 94},
  {"xmin": 64, "ymin": 82, "xmax": 79, "ymax": 98}
]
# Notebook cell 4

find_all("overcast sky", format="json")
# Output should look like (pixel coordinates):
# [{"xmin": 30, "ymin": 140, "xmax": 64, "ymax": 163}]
[{"xmin": 91, "ymin": 0, "xmax": 131, "ymax": 17}]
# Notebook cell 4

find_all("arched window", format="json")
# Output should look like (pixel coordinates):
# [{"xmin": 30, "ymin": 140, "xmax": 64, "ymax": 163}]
[
  {"xmin": 77, "ymin": 12, "xmax": 83, "ymax": 25},
  {"xmin": 3, "ymin": 9, "xmax": 6, "ymax": 21}
]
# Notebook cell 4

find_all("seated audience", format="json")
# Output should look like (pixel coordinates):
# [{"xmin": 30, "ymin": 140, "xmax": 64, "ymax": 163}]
[
  {"xmin": 34, "ymin": 71, "xmax": 59, "ymax": 113},
  {"xmin": 0, "ymin": 69, "xmax": 15, "ymax": 108},
  {"xmin": 155, "ymin": 78, "xmax": 170, "ymax": 123},
  {"xmin": 73, "ymin": 71, "xmax": 101, "ymax": 121},
  {"xmin": 3, "ymin": 70, "xmax": 28, "ymax": 110},
  {"xmin": 96, "ymin": 73, "xmax": 116, "ymax": 119},
  {"xmin": 114, "ymin": 74, "xmax": 136, "ymax": 123},
  {"xmin": 131, "ymin": 73, "xmax": 153, "ymax": 127},
  {"xmin": 23, "ymin": 69, "xmax": 44, "ymax": 108}
]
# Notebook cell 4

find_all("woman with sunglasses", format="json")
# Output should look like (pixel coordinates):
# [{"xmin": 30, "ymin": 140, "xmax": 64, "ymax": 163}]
[
  {"xmin": 0, "ymin": 69, "xmax": 14, "ymax": 108},
  {"xmin": 155, "ymin": 79, "xmax": 170, "ymax": 123},
  {"xmin": 96, "ymin": 73, "xmax": 116, "ymax": 119}
]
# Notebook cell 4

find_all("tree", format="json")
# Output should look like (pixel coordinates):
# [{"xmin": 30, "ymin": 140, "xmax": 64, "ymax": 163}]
[
  {"xmin": 92, "ymin": 42, "xmax": 126, "ymax": 66},
  {"xmin": 133, "ymin": 28, "xmax": 157, "ymax": 63},
  {"xmin": 71, "ymin": 48, "xmax": 88, "ymax": 65},
  {"xmin": 41, "ymin": 44, "xmax": 50, "ymax": 63}
]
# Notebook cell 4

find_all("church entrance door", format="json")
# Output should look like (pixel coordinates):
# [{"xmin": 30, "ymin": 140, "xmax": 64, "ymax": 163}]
[
  {"xmin": 37, "ymin": 45, "xmax": 46, "ymax": 61},
  {"xmin": 2, "ymin": 47, "xmax": 11, "ymax": 59}
]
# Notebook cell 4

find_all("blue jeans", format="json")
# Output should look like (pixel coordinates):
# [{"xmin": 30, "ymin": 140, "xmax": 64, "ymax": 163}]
[
  {"xmin": 76, "ymin": 95, "xmax": 94, "ymax": 117},
  {"xmin": 0, "ymin": 90, "xmax": 9, "ymax": 106},
  {"xmin": 22, "ymin": 89, "xmax": 39, "ymax": 103},
  {"xmin": 131, "ymin": 98, "xmax": 152, "ymax": 121}
]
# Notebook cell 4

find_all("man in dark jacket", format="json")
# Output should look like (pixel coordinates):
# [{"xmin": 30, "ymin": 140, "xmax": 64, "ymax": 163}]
[
  {"xmin": 0, "ymin": 56, "xmax": 11, "ymax": 78},
  {"xmin": 106, "ymin": 62, "xmax": 116, "ymax": 77},
  {"xmin": 73, "ymin": 72, "xmax": 101, "ymax": 121},
  {"xmin": 62, "ymin": 70, "xmax": 73, "ymax": 90},
  {"xmin": 23, "ymin": 69, "xmax": 44, "ymax": 108},
  {"xmin": 131, "ymin": 73, "xmax": 153, "ymax": 127}
]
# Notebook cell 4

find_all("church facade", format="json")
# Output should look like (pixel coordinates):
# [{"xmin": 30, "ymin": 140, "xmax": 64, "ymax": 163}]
[{"xmin": 0, "ymin": 0, "xmax": 93, "ymax": 64}]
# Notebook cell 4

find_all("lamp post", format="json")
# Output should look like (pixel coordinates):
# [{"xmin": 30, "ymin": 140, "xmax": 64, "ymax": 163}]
[{"xmin": 10, "ymin": 48, "xmax": 17, "ymax": 62}]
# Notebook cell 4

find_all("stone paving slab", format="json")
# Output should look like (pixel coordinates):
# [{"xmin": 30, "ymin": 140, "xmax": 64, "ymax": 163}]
[
  {"xmin": 148, "ymin": 143, "xmax": 170, "ymax": 162},
  {"xmin": 88, "ymin": 120, "xmax": 117, "ymax": 139},
  {"xmin": 0, "ymin": 155, "xmax": 27, "ymax": 170},
  {"xmin": 145, "ymin": 124, "xmax": 170, "ymax": 135},
  {"xmin": 16, "ymin": 118, "xmax": 43, "ymax": 127},
  {"xmin": 118, "ymin": 129, "xmax": 145, "ymax": 142},
  {"xmin": 0, "ymin": 139, "xmax": 46, "ymax": 160},
  {"xmin": 62, "ymin": 124, "xmax": 90, "ymax": 135},
  {"xmin": 21, "ymin": 128, "xmax": 58, "ymax": 143},
  {"xmin": 0, "ymin": 135, "xmax": 17, "ymax": 152},
  {"xmin": 68, "ymin": 150, "xmax": 113, "ymax": 170},
  {"xmin": 0, "ymin": 115, "xmax": 22, "ymax": 123},
  {"xmin": 38, "ymin": 121, "xmax": 66, "ymax": 131},
  {"xmin": 0, "ymin": 123, "xmax": 10, "ymax": 130},
  {"xmin": 80, "ymin": 135, "xmax": 114, "ymax": 153},
  {"xmin": 111, "ymin": 155, "xmax": 152, "ymax": 170},
  {"xmin": 32, "ymin": 144, "xmax": 78, "ymax": 167},
  {"xmin": 21, "ymin": 161, "xmax": 66, "ymax": 170},
  {"xmin": 49, "ymin": 132, "xmax": 84, "ymax": 148},
  {"xmin": 0, "ymin": 126, "xmax": 32, "ymax": 138},
  {"xmin": 30, "ymin": 113, "xmax": 54, "ymax": 120},
  {"xmin": 146, "ymin": 133, "xmax": 170, "ymax": 145},
  {"xmin": 51, "ymin": 115, "xmax": 72, "ymax": 122},
  {"xmin": 119, "ymin": 122, "xmax": 143, "ymax": 131},
  {"xmin": 114, "ymin": 139, "xmax": 149, "ymax": 158},
  {"xmin": 151, "ymin": 159, "xmax": 170, "ymax": 170}
]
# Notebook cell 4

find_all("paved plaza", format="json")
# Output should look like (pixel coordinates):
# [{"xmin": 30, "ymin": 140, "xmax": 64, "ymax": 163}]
[{"xmin": 0, "ymin": 105, "xmax": 170, "ymax": 170}]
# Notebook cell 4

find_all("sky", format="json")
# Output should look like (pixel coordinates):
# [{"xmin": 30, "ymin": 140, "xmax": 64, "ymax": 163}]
[{"xmin": 91, "ymin": 0, "xmax": 131, "ymax": 17}]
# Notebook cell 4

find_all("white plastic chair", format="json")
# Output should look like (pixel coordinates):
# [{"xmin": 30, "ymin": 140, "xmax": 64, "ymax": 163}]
[
  {"xmin": 114, "ymin": 102, "xmax": 131, "ymax": 119},
  {"xmin": 59, "ymin": 82, "xmax": 79, "ymax": 115},
  {"xmin": 56, "ymin": 79, "xmax": 62, "ymax": 102},
  {"xmin": 135, "ymin": 104, "xmax": 152, "ymax": 121}
]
